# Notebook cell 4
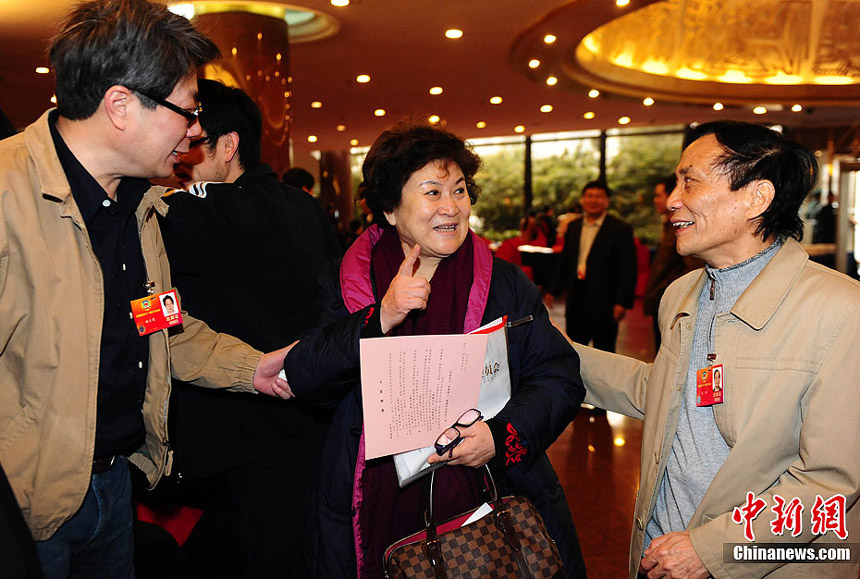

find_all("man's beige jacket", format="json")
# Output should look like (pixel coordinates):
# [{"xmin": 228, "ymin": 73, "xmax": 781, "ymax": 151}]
[
  {"xmin": 576, "ymin": 239, "xmax": 860, "ymax": 578},
  {"xmin": 0, "ymin": 111, "xmax": 263, "ymax": 540}
]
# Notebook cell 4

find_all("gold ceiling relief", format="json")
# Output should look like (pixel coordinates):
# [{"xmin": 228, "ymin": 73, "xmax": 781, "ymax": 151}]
[
  {"xmin": 580, "ymin": 0, "xmax": 859, "ymax": 86},
  {"xmin": 511, "ymin": 0, "xmax": 860, "ymax": 106}
]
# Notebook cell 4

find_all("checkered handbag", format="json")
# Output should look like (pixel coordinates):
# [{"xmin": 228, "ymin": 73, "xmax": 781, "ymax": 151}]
[{"xmin": 384, "ymin": 466, "xmax": 564, "ymax": 579}]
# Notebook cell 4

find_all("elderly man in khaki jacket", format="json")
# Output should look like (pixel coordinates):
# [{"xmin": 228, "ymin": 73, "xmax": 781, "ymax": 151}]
[
  {"xmin": 0, "ymin": 1, "xmax": 292, "ymax": 576},
  {"xmin": 573, "ymin": 121, "xmax": 860, "ymax": 579}
]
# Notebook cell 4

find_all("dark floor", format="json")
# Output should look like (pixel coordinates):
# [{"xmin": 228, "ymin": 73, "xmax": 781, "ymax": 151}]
[{"xmin": 546, "ymin": 298, "xmax": 653, "ymax": 578}]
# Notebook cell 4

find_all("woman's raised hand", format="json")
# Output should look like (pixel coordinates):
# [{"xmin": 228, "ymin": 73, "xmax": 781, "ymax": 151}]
[{"xmin": 380, "ymin": 244, "xmax": 431, "ymax": 333}]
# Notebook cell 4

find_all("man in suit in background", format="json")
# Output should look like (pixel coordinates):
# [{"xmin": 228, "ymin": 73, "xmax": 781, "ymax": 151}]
[
  {"xmin": 643, "ymin": 175, "xmax": 704, "ymax": 351},
  {"xmin": 548, "ymin": 180, "xmax": 637, "ymax": 352}
]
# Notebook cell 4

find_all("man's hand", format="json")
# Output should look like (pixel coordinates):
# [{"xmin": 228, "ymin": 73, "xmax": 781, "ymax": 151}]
[
  {"xmin": 426, "ymin": 421, "xmax": 495, "ymax": 468},
  {"xmin": 253, "ymin": 341, "xmax": 297, "ymax": 399},
  {"xmin": 380, "ymin": 244, "xmax": 431, "ymax": 334},
  {"xmin": 613, "ymin": 304, "xmax": 627, "ymax": 322},
  {"xmin": 639, "ymin": 532, "xmax": 709, "ymax": 579}
]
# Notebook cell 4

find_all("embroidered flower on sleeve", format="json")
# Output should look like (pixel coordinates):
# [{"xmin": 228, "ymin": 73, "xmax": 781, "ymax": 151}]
[{"xmin": 504, "ymin": 422, "xmax": 528, "ymax": 466}]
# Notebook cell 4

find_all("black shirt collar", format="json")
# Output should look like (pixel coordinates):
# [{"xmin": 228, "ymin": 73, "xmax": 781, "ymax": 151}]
[{"xmin": 48, "ymin": 110, "xmax": 149, "ymax": 223}]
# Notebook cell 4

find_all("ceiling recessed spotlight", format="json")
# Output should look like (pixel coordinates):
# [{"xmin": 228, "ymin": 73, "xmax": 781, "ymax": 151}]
[
  {"xmin": 752, "ymin": 106, "xmax": 767, "ymax": 115},
  {"xmin": 50, "ymin": 94, "xmax": 57, "ymax": 104},
  {"xmin": 588, "ymin": 89, "xmax": 600, "ymax": 98},
  {"xmin": 445, "ymin": 29, "xmax": 463, "ymax": 39},
  {"xmin": 350, "ymin": 139, "xmax": 359, "ymax": 146},
  {"xmin": 583, "ymin": 111, "xmax": 595, "ymax": 119},
  {"xmin": 713, "ymin": 102, "xmax": 724, "ymax": 111},
  {"xmin": 231, "ymin": 47, "xmax": 238, "ymax": 56},
  {"xmin": 618, "ymin": 116, "xmax": 631, "ymax": 125},
  {"xmin": 643, "ymin": 97, "xmax": 654, "ymax": 106},
  {"xmin": 336, "ymin": 124, "xmax": 346, "ymax": 131},
  {"xmin": 257, "ymin": 32, "xmax": 263, "ymax": 41},
  {"xmin": 514, "ymin": 125, "xmax": 525, "ymax": 133},
  {"xmin": 528, "ymin": 59, "xmax": 541, "ymax": 69},
  {"xmin": 616, "ymin": 0, "xmax": 630, "ymax": 5},
  {"xmin": 546, "ymin": 76, "xmax": 558, "ymax": 86},
  {"xmin": 356, "ymin": 74, "xmax": 371, "ymax": 83},
  {"xmin": 543, "ymin": 34, "xmax": 557, "ymax": 44},
  {"xmin": 476, "ymin": 121, "xmax": 487, "ymax": 129},
  {"xmin": 540, "ymin": 104, "xmax": 553, "ymax": 113},
  {"xmin": 307, "ymin": 135, "xmax": 318, "ymax": 143},
  {"xmin": 330, "ymin": 0, "xmax": 349, "ymax": 6},
  {"xmin": 489, "ymin": 96, "xmax": 503, "ymax": 105},
  {"xmin": 35, "ymin": 67, "xmax": 50, "ymax": 74},
  {"xmin": 428, "ymin": 115, "xmax": 440, "ymax": 124},
  {"xmin": 276, "ymin": 53, "xmax": 282, "ymax": 61},
  {"xmin": 311, "ymin": 101, "xmax": 322, "ymax": 109},
  {"xmin": 429, "ymin": 86, "xmax": 443, "ymax": 95},
  {"xmin": 374, "ymin": 108, "xmax": 386, "ymax": 117},
  {"xmin": 791, "ymin": 104, "xmax": 803, "ymax": 112}
]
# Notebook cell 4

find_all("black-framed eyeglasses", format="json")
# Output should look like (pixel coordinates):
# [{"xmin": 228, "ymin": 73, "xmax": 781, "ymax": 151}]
[
  {"xmin": 434, "ymin": 408, "xmax": 483, "ymax": 456},
  {"xmin": 129, "ymin": 87, "xmax": 202, "ymax": 128}
]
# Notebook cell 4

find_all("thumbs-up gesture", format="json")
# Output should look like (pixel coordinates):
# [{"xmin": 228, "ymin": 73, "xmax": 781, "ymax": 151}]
[{"xmin": 380, "ymin": 244, "xmax": 431, "ymax": 333}]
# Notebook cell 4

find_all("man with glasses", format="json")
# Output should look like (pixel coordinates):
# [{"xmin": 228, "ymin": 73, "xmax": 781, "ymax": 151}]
[
  {"xmin": 0, "ymin": 1, "xmax": 293, "ymax": 576},
  {"xmin": 158, "ymin": 79, "xmax": 342, "ymax": 578}
]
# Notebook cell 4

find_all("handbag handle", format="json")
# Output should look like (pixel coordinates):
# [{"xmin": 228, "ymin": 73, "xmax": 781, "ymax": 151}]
[{"xmin": 422, "ymin": 465, "xmax": 533, "ymax": 579}]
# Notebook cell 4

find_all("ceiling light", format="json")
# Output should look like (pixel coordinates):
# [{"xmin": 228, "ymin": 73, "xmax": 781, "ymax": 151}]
[
  {"xmin": 618, "ymin": 116, "xmax": 631, "ymax": 125},
  {"xmin": 35, "ymin": 67, "xmax": 50, "ymax": 74},
  {"xmin": 489, "ymin": 96, "xmax": 503, "ymax": 105},
  {"xmin": 583, "ymin": 111, "xmax": 595, "ymax": 119},
  {"xmin": 643, "ymin": 97, "xmax": 654, "ymax": 106},
  {"xmin": 540, "ymin": 104, "xmax": 553, "ymax": 113},
  {"xmin": 311, "ymin": 101, "xmax": 322, "ymax": 109},
  {"xmin": 546, "ymin": 76, "xmax": 558, "ymax": 86},
  {"xmin": 514, "ymin": 125, "xmax": 525, "ymax": 133},
  {"xmin": 719, "ymin": 70, "xmax": 752, "ymax": 84},
  {"xmin": 765, "ymin": 73, "xmax": 802, "ymax": 85},
  {"xmin": 476, "ymin": 121, "xmax": 487, "ymax": 129},
  {"xmin": 50, "ymin": 94, "xmax": 57, "ymax": 104},
  {"xmin": 815, "ymin": 75, "xmax": 853, "ymax": 85},
  {"xmin": 588, "ymin": 89, "xmax": 600, "ymax": 98},
  {"xmin": 616, "ymin": 0, "xmax": 630, "ymax": 5},
  {"xmin": 231, "ymin": 47, "xmax": 238, "ymax": 56},
  {"xmin": 641, "ymin": 60, "xmax": 669, "ymax": 75},
  {"xmin": 374, "ymin": 108, "xmax": 386, "ymax": 117},
  {"xmin": 752, "ymin": 106, "xmax": 767, "ymax": 115},
  {"xmin": 543, "ymin": 34, "xmax": 556, "ymax": 44},
  {"xmin": 429, "ymin": 86, "xmax": 443, "ymax": 95},
  {"xmin": 336, "ymin": 124, "xmax": 346, "ymax": 131},
  {"xmin": 356, "ymin": 74, "xmax": 371, "ymax": 83},
  {"xmin": 791, "ymin": 104, "xmax": 803, "ymax": 112},
  {"xmin": 676, "ymin": 68, "xmax": 708, "ymax": 81},
  {"xmin": 713, "ymin": 102, "xmax": 724, "ymax": 111},
  {"xmin": 428, "ymin": 115, "xmax": 440, "ymax": 124},
  {"xmin": 276, "ymin": 53, "xmax": 282, "ymax": 61},
  {"xmin": 445, "ymin": 29, "xmax": 463, "ymax": 39},
  {"xmin": 307, "ymin": 135, "xmax": 318, "ymax": 143},
  {"xmin": 330, "ymin": 0, "xmax": 349, "ymax": 6},
  {"xmin": 350, "ymin": 139, "xmax": 359, "ymax": 146},
  {"xmin": 257, "ymin": 32, "xmax": 263, "ymax": 40},
  {"xmin": 528, "ymin": 59, "xmax": 540, "ymax": 69}
]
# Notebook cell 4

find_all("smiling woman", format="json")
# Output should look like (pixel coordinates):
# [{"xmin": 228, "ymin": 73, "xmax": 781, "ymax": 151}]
[{"xmin": 282, "ymin": 123, "xmax": 589, "ymax": 578}]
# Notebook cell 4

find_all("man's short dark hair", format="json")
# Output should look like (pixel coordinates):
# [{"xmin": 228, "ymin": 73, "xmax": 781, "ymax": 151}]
[
  {"xmin": 196, "ymin": 79, "xmax": 262, "ymax": 169},
  {"xmin": 163, "ymin": 294, "xmax": 174, "ymax": 304},
  {"xmin": 50, "ymin": 0, "xmax": 220, "ymax": 120},
  {"xmin": 361, "ymin": 122, "xmax": 481, "ymax": 225},
  {"xmin": 581, "ymin": 180, "xmax": 611, "ymax": 197},
  {"xmin": 685, "ymin": 121, "xmax": 818, "ymax": 242},
  {"xmin": 283, "ymin": 167, "xmax": 315, "ymax": 191}
]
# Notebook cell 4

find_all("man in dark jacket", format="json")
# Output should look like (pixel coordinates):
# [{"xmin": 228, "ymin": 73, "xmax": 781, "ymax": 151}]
[
  {"xmin": 548, "ymin": 180, "xmax": 637, "ymax": 352},
  {"xmin": 159, "ymin": 79, "xmax": 342, "ymax": 578},
  {"xmin": 643, "ymin": 175, "xmax": 703, "ymax": 351}
]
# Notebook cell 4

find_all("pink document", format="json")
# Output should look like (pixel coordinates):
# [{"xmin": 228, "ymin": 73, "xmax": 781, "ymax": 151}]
[{"xmin": 360, "ymin": 333, "xmax": 489, "ymax": 460}]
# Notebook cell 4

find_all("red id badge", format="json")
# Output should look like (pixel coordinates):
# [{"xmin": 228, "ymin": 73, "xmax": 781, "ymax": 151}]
[
  {"xmin": 130, "ymin": 289, "xmax": 183, "ymax": 336},
  {"xmin": 696, "ymin": 363, "xmax": 724, "ymax": 407}
]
